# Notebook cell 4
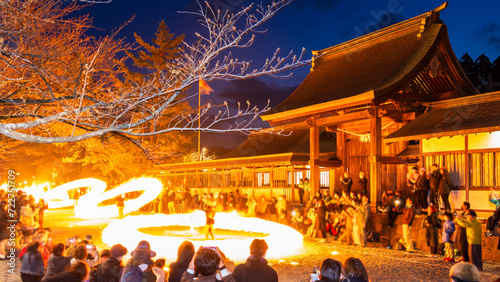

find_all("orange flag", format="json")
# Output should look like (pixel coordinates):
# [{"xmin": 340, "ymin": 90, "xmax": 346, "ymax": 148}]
[{"xmin": 199, "ymin": 78, "xmax": 214, "ymax": 95}]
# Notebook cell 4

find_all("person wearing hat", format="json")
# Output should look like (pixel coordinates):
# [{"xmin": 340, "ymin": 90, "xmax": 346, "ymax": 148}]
[
  {"xmin": 94, "ymin": 244, "xmax": 127, "ymax": 282},
  {"xmin": 415, "ymin": 168, "xmax": 430, "ymax": 212},
  {"xmin": 131, "ymin": 240, "xmax": 157, "ymax": 258},
  {"xmin": 121, "ymin": 249, "xmax": 155, "ymax": 282}
]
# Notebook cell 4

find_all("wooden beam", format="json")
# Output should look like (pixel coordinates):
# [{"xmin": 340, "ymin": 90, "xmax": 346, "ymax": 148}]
[
  {"xmin": 310, "ymin": 124, "xmax": 320, "ymax": 197},
  {"xmin": 314, "ymin": 160, "xmax": 343, "ymax": 167}
]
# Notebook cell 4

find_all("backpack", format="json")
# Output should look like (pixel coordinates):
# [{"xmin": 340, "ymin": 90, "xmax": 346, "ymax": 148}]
[{"xmin": 436, "ymin": 218, "xmax": 442, "ymax": 229}]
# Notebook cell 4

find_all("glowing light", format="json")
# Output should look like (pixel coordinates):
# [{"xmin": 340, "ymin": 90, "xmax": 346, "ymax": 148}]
[
  {"xmin": 101, "ymin": 210, "xmax": 303, "ymax": 260},
  {"xmin": 45, "ymin": 178, "xmax": 106, "ymax": 209},
  {"xmin": 75, "ymin": 177, "xmax": 162, "ymax": 219},
  {"xmin": 331, "ymin": 250, "xmax": 339, "ymax": 255}
]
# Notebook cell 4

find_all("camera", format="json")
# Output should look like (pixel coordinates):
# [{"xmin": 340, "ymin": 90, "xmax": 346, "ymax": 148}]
[{"xmin": 310, "ymin": 273, "xmax": 319, "ymax": 281}]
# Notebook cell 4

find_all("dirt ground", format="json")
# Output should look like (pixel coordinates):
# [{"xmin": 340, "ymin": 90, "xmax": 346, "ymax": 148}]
[{"xmin": 3, "ymin": 209, "xmax": 499, "ymax": 282}]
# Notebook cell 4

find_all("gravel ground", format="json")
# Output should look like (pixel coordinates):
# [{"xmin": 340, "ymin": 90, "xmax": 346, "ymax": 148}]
[{"xmin": 2, "ymin": 209, "xmax": 499, "ymax": 282}]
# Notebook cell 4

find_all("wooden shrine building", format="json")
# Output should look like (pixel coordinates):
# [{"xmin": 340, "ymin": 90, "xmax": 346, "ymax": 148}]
[{"xmin": 151, "ymin": 3, "xmax": 500, "ymax": 211}]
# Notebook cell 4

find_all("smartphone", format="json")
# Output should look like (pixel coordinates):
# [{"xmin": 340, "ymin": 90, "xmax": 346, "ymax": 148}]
[
  {"xmin": 86, "ymin": 244, "xmax": 93, "ymax": 250},
  {"xmin": 69, "ymin": 238, "xmax": 75, "ymax": 243},
  {"xmin": 310, "ymin": 273, "xmax": 319, "ymax": 281}
]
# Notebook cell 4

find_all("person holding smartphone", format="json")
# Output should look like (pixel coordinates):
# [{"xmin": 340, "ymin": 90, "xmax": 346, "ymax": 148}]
[{"xmin": 181, "ymin": 247, "xmax": 235, "ymax": 282}]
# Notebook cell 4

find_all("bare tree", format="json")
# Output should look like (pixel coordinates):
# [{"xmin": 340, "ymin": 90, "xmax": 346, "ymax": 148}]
[{"xmin": 0, "ymin": 0, "xmax": 309, "ymax": 144}]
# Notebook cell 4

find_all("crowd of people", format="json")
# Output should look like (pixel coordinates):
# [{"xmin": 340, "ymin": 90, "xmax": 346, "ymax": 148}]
[{"xmin": 2, "ymin": 166, "xmax": 499, "ymax": 282}]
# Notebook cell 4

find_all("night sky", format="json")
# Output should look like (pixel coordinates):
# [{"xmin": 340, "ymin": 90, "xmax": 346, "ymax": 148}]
[{"xmin": 81, "ymin": 0, "xmax": 500, "ymax": 150}]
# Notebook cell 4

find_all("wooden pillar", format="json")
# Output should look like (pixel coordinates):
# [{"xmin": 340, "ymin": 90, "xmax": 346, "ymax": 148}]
[
  {"xmin": 310, "ymin": 124, "xmax": 320, "ymax": 196},
  {"xmin": 336, "ymin": 131, "xmax": 347, "ymax": 195},
  {"xmin": 369, "ymin": 110, "xmax": 382, "ymax": 204},
  {"xmin": 291, "ymin": 166, "xmax": 296, "ymax": 202},
  {"xmin": 465, "ymin": 135, "xmax": 469, "ymax": 202}
]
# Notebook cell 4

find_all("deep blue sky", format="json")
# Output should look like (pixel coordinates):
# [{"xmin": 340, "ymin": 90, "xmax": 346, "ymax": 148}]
[{"xmin": 81, "ymin": 0, "xmax": 500, "ymax": 150}]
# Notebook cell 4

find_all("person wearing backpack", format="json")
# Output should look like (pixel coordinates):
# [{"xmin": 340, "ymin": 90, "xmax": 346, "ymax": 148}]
[{"xmin": 423, "ymin": 205, "xmax": 441, "ymax": 258}]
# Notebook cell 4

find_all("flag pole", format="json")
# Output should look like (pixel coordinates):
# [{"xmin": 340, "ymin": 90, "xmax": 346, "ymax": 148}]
[{"xmin": 198, "ymin": 90, "xmax": 201, "ymax": 156}]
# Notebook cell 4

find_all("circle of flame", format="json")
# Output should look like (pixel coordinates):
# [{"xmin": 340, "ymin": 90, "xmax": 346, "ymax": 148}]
[
  {"xmin": 101, "ymin": 210, "xmax": 303, "ymax": 260},
  {"xmin": 45, "ymin": 178, "xmax": 106, "ymax": 209},
  {"xmin": 74, "ymin": 177, "xmax": 162, "ymax": 219}
]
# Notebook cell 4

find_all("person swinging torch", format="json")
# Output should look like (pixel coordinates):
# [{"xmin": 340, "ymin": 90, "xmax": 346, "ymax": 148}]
[{"xmin": 204, "ymin": 207, "xmax": 215, "ymax": 240}]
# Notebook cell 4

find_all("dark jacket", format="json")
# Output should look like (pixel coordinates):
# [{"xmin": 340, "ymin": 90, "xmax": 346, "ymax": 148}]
[
  {"xmin": 120, "ymin": 259, "xmax": 144, "ymax": 282},
  {"xmin": 233, "ymin": 256, "xmax": 278, "ymax": 282},
  {"xmin": 429, "ymin": 170, "xmax": 441, "ymax": 189},
  {"xmin": 358, "ymin": 177, "xmax": 368, "ymax": 196},
  {"xmin": 415, "ymin": 175, "xmax": 430, "ymax": 191},
  {"xmin": 401, "ymin": 205, "xmax": 416, "ymax": 226},
  {"xmin": 340, "ymin": 177, "xmax": 353, "ymax": 194},
  {"xmin": 42, "ymin": 254, "xmax": 72, "ymax": 281},
  {"xmin": 169, "ymin": 244, "xmax": 195, "ymax": 282},
  {"xmin": 438, "ymin": 173, "xmax": 453, "ymax": 195},
  {"xmin": 180, "ymin": 270, "xmax": 235, "ymax": 282},
  {"xmin": 43, "ymin": 271, "xmax": 82, "ymax": 282},
  {"xmin": 95, "ymin": 256, "xmax": 123, "ymax": 282}
]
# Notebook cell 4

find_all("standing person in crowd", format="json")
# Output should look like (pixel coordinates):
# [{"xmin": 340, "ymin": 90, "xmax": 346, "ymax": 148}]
[
  {"xmin": 152, "ymin": 259, "xmax": 167, "ymax": 282},
  {"xmin": 338, "ymin": 206, "xmax": 355, "ymax": 245},
  {"xmin": 486, "ymin": 187, "xmax": 500, "ymax": 237},
  {"xmin": 94, "ymin": 244, "xmax": 127, "ymax": 282},
  {"xmin": 303, "ymin": 178, "xmax": 311, "ymax": 204},
  {"xmin": 429, "ymin": 164, "xmax": 441, "ymax": 210},
  {"xmin": 169, "ymin": 241, "xmax": 195, "ymax": 282},
  {"xmin": 116, "ymin": 195, "xmax": 125, "ymax": 219},
  {"xmin": 356, "ymin": 196, "xmax": 370, "ymax": 247},
  {"xmin": 456, "ymin": 202, "xmax": 470, "ymax": 262},
  {"xmin": 449, "ymin": 262, "xmax": 480, "ymax": 282},
  {"xmin": 246, "ymin": 196, "xmax": 256, "ymax": 217},
  {"xmin": 276, "ymin": 195, "xmax": 287, "ymax": 224},
  {"xmin": 406, "ymin": 166, "xmax": 419, "ymax": 200},
  {"xmin": 37, "ymin": 199, "xmax": 47, "ymax": 231},
  {"xmin": 357, "ymin": 172, "xmax": 368, "ymax": 199},
  {"xmin": 423, "ymin": 205, "xmax": 441, "ymax": 258},
  {"xmin": 256, "ymin": 196, "xmax": 268, "ymax": 219},
  {"xmin": 44, "ymin": 261, "xmax": 89, "ymax": 282},
  {"xmin": 398, "ymin": 198, "xmax": 416, "ymax": 252},
  {"xmin": 238, "ymin": 194, "xmax": 248, "ymax": 213},
  {"xmin": 442, "ymin": 212, "xmax": 456, "ymax": 262},
  {"xmin": 181, "ymin": 247, "xmax": 234, "ymax": 282},
  {"xmin": 343, "ymin": 257, "xmax": 369, "ymax": 282},
  {"xmin": 387, "ymin": 191, "xmax": 405, "ymax": 228},
  {"xmin": 315, "ymin": 200, "xmax": 328, "ymax": 242},
  {"xmin": 456, "ymin": 210, "xmax": 483, "ymax": 271},
  {"xmin": 291, "ymin": 209, "xmax": 304, "ymax": 233},
  {"xmin": 439, "ymin": 167, "xmax": 454, "ymax": 213},
  {"xmin": 268, "ymin": 197, "xmax": 278, "ymax": 222},
  {"xmin": 121, "ymin": 249, "xmax": 155, "ymax": 282},
  {"xmin": 20, "ymin": 241, "xmax": 45, "ymax": 282},
  {"xmin": 168, "ymin": 190, "xmax": 177, "ymax": 214},
  {"xmin": 71, "ymin": 245, "xmax": 88, "ymax": 265},
  {"xmin": 340, "ymin": 172, "xmax": 352, "ymax": 196},
  {"xmin": 314, "ymin": 258, "xmax": 345, "ymax": 282},
  {"xmin": 204, "ymin": 208, "xmax": 215, "ymax": 240},
  {"xmin": 42, "ymin": 243, "xmax": 72, "ymax": 281},
  {"xmin": 0, "ymin": 201, "xmax": 8, "ymax": 260},
  {"xmin": 298, "ymin": 179, "xmax": 305, "ymax": 205},
  {"xmin": 233, "ymin": 239, "xmax": 278, "ymax": 282},
  {"xmin": 415, "ymin": 168, "xmax": 430, "ymax": 211}
]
